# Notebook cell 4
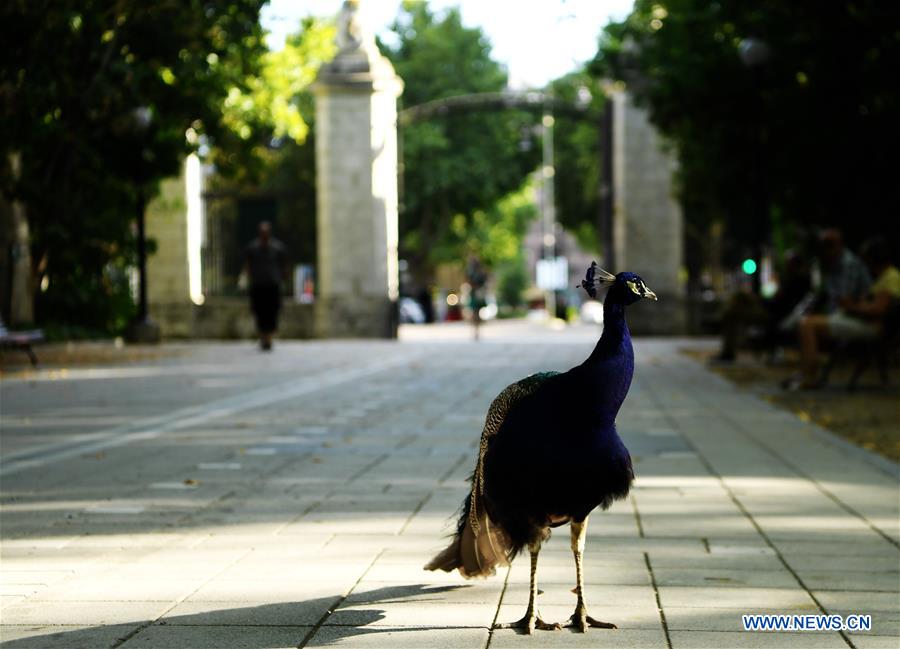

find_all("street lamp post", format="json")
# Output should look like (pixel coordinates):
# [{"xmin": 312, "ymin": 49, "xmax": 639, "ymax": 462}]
[
  {"xmin": 135, "ymin": 185, "xmax": 149, "ymax": 324},
  {"xmin": 738, "ymin": 37, "xmax": 771, "ymax": 295},
  {"xmin": 541, "ymin": 109, "xmax": 556, "ymax": 319},
  {"xmin": 126, "ymin": 106, "xmax": 160, "ymax": 343},
  {"xmin": 599, "ymin": 95, "xmax": 614, "ymax": 273}
]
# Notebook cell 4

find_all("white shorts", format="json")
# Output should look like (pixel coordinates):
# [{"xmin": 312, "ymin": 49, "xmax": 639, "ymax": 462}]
[{"xmin": 827, "ymin": 311, "xmax": 879, "ymax": 341}]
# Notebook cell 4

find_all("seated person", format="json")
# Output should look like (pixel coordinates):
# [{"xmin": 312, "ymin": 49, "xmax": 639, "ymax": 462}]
[
  {"xmin": 715, "ymin": 250, "xmax": 811, "ymax": 362},
  {"xmin": 789, "ymin": 236, "xmax": 897, "ymax": 389},
  {"xmin": 815, "ymin": 229, "xmax": 872, "ymax": 314}
]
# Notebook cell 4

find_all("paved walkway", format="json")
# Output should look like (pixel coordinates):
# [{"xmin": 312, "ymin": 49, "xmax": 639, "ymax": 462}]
[{"xmin": 1, "ymin": 322, "xmax": 898, "ymax": 648}]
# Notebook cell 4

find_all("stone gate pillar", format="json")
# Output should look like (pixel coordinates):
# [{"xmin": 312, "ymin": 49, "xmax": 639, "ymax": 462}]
[
  {"xmin": 313, "ymin": 2, "xmax": 403, "ymax": 338},
  {"xmin": 612, "ymin": 91, "xmax": 687, "ymax": 334}
]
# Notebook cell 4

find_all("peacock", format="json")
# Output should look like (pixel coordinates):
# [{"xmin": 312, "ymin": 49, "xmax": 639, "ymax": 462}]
[{"xmin": 425, "ymin": 263, "xmax": 656, "ymax": 633}]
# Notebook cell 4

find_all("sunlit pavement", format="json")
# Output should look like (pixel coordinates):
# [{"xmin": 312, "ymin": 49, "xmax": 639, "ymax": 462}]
[{"xmin": 1, "ymin": 320, "xmax": 897, "ymax": 648}]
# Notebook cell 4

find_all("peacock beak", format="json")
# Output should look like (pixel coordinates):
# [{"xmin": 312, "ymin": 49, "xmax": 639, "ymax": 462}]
[{"xmin": 643, "ymin": 286, "xmax": 658, "ymax": 301}]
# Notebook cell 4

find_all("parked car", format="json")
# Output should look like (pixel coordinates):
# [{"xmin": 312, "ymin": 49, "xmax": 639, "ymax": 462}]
[
  {"xmin": 580, "ymin": 300, "xmax": 604, "ymax": 325},
  {"xmin": 399, "ymin": 297, "xmax": 426, "ymax": 324}
]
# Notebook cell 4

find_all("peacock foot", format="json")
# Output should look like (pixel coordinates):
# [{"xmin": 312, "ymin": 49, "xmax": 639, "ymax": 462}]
[
  {"xmin": 567, "ymin": 604, "xmax": 617, "ymax": 632},
  {"xmin": 495, "ymin": 611, "xmax": 561, "ymax": 634}
]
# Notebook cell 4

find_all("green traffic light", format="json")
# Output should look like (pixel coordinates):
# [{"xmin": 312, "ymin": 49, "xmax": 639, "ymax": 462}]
[{"xmin": 742, "ymin": 258, "xmax": 758, "ymax": 275}]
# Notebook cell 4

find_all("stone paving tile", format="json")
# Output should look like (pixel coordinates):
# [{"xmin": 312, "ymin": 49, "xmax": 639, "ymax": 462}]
[
  {"xmin": 657, "ymin": 586, "xmax": 818, "ymax": 609},
  {"xmin": 639, "ymin": 517, "xmax": 766, "ymax": 538},
  {"xmin": 506, "ymin": 561, "xmax": 650, "ymax": 586},
  {"xmin": 0, "ymin": 595, "xmax": 27, "ymax": 608},
  {"xmin": 281, "ymin": 514, "xmax": 411, "ymax": 536},
  {"xmin": 495, "ymin": 602, "xmax": 659, "ymax": 629},
  {"xmin": 814, "ymin": 590, "xmax": 900, "ymax": 613},
  {"xmin": 852, "ymin": 637, "xmax": 900, "ymax": 649},
  {"xmin": 307, "ymin": 626, "xmax": 488, "ymax": 648},
  {"xmin": 26, "ymin": 577, "xmax": 202, "ymax": 602},
  {"xmin": 796, "ymin": 570, "xmax": 900, "ymax": 592},
  {"xmin": 651, "ymin": 567, "xmax": 798, "ymax": 589},
  {"xmin": 668, "ymin": 630, "xmax": 848, "ymax": 648},
  {"xmin": 215, "ymin": 557, "xmax": 372, "ymax": 584},
  {"xmin": 532, "ymin": 548, "xmax": 650, "ymax": 569},
  {"xmin": 782, "ymin": 555, "xmax": 900, "ymax": 573},
  {"xmin": 490, "ymin": 627, "xmax": 668, "ymax": 648},
  {"xmin": 328, "ymin": 601, "xmax": 498, "ymax": 628},
  {"xmin": 362, "ymin": 563, "xmax": 468, "ymax": 585},
  {"xmin": 647, "ymin": 553, "xmax": 784, "ymax": 571},
  {"xmin": 775, "ymin": 540, "xmax": 899, "ymax": 558},
  {"xmin": 502, "ymin": 583, "xmax": 658, "ymax": 608},
  {"xmin": 0, "ymin": 600, "xmax": 170, "ymax": 625},
  {"xmin": 552, "ymin": 536, "xmax": 710, "ymax": 557},
  {"xmin": 0, "ymin": 548, "xmax": 160, "ymax": 574},
  {"xmin": 118, "ymin": 624, "xmax": 313, "ymax": 648},
  {"xmin": 330, "ymin": 534, "xmax": 440, "ymax": 554},
  {"xmin": 190, "ymin": 532, "xmax": 333, "ymax": 551},
  {"xmin": 347, "ymin": 581, "xmax": 503, "ymax": 605},
  {"xmin": 663, "ymin": 606, "xmax": 829, "ymax": 632},
  {"xmin": 160, "ymin": 599, "xmax": 338, "ymax": 626},
  {"xmin": 0, "ymin": 584, "xmax": 44, "ymax": 598},
  {"xmin": 184, "ymin": 580, "xmax": 344, "ymax": 603},
  {"xmin": 0, "ymin": 624, "xmax": 137, "ymax": 648}
]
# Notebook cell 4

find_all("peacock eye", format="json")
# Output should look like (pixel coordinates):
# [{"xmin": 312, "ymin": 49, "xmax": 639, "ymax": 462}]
[{"xmin": 626, "ymin": 280, "xmax": 642, "ymax": 295}]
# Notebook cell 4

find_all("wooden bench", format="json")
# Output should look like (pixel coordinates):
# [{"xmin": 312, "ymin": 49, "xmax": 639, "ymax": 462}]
[
  {"xmin": 0, "ymin": 321, "xmax": 44, "ymax": 366},
  {"xmin": 821, "ymin": 301, "xmax": 900, "ymax": 391}
]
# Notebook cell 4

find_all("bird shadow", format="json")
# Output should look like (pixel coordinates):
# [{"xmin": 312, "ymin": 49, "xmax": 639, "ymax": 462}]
[{"xmin": 0, "ymin": 583, "xmax": 471, "ymax": 648}]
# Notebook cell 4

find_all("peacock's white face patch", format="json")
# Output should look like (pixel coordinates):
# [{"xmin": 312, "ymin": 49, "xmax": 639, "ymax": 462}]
[{"xmin": 626, "ymin": 279, "xmax": 658, "ymax": 300}]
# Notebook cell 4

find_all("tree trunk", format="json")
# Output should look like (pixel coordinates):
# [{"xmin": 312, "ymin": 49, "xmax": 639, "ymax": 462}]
[{"xmin": 8, "ymin": 153, "xmax": 34, "ymax": 326}]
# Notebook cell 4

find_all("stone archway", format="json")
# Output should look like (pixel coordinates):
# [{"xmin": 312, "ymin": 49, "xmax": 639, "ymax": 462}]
[{"xmin": 312, "ymin": 3, "xmax": 685, "ymax": 337}]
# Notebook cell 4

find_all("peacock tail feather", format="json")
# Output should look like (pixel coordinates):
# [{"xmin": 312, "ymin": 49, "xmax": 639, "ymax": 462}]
[{"xmin": 465, "ymin": 371, "xmax": 558, "ymax": 571}]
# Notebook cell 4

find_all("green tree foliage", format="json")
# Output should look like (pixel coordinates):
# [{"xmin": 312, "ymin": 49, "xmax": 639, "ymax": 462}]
[
  {"xmin": 381, "ymin": 2, "xmax": 540, "ymax": 278},
  {"xmin": 431, "ymin": 183, "xmax": 537, "ymax": 264},
  {"xmin": 0, "ymin": 1, "xmax": 266, "ymax": 333},
  {"xmin": 207, "ymin": 17, "xmax": 336, "ymax": 277},
  {"xmin": 215, "ymin": 17, "xmax": 335, "ymax": 185},
  {"xmin": 427, "ymin": 184, "xmax": 536, "ymax": 309},
  {"xmin": 593, "ymin": 0, "xmax": 900, "ymax": 264}
]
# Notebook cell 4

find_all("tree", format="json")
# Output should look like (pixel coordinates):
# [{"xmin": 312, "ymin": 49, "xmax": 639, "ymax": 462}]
[
  {"xmin": 0, "ymin": 1, "xmax": 267, "ymax": 334},
  {"xmin": 204, "ymin": 16, "xmax": 337, "ymax": 289},
  {"xmin": 593, "ymin": 0, "xmax": 900, "ymax": 269},
  {"xmin": 380, "ymin": 2, "xmax": 540, "ymax": 280},
  {"xmin": 416, "ymin": 180, "xmax": 537, "ymax": 310},
  {"xmin": 214, "ymin": 17, "xmax": 336, "ymax": 186}
]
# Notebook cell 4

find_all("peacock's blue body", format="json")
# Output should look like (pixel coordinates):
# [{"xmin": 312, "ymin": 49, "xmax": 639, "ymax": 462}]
[{"xmin": 426, "ymin": 265, "xmax": 657, "ymax": 634}]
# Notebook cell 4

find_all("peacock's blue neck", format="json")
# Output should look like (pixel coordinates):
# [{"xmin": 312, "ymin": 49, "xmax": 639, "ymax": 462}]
[
  {"xmin": 589, "ymin": 300, "xmax": 631, "ymax": 362},
  {"xmin": 582, "ymin": 298, "xmax": 634, "ymax": 427}
]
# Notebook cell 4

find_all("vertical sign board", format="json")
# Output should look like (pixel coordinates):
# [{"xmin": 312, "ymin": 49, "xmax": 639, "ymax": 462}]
[
  {"xmin": 295, "ymin": 264, "xmax": 315, "ymax": 304},
  {"xmin": 536, "ymin": 257, "xmax": 569, "ymax": 291}
]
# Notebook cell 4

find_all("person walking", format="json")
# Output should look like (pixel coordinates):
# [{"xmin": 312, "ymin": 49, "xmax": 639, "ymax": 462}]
[
  {"xmin": 466, "ymin": 256, "xmax": 488, "ymax": 341},
  {"xmin": 244, "ymin": 221, "xmax": 287, "ymax": 351}
]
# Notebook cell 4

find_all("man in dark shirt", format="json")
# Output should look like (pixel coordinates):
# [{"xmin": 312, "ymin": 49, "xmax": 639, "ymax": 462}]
[{"xmin": 244, "ymin": 221, "xmax": 287, "ymax": 350}]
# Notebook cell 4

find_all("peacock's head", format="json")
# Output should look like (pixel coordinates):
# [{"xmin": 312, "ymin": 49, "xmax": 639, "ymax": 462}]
[{"xmin": 580, "ymin": 262, "xmax": 657, "ymax": 305}]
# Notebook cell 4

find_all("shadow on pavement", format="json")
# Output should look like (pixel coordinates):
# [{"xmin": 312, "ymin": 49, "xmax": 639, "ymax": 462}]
[{"xmin": 0, "ymin": 584, "xmax": 470, "ymax": 648}]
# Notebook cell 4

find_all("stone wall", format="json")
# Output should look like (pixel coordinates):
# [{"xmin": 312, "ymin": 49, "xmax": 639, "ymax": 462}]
[
  {"xmin": 150, "ymin": 298, "xmax": 313, "ymax": 339},
  {"xmin": 146, "ymin": 159, "xmax": 315, "ymax": 340},
  {"xmin": 612, "ymin": 92, "xmax": 687, "ymax": 334},
  {"xmin": 146, "ymin": 171, "xmax": 190, "ymax": 304}
]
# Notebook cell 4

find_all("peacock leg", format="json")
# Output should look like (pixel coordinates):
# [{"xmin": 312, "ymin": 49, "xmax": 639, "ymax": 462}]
[
  {"xmin": 495, "ymin": 540, "xmax": 560, "ymax": 634},
  {"xmin": 568, "ymin": 517, "xmax": 617, "ymax": 632}
]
